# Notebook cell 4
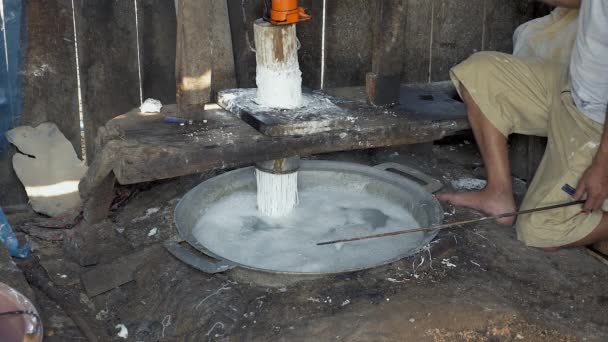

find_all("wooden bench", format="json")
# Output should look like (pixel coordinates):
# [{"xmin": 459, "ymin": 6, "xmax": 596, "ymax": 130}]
[{"xmin": 79, "ymin": 82, "xmax": 469, "ymax": 223}]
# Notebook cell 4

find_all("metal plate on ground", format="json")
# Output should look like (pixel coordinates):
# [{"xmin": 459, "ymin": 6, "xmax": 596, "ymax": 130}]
[{"xmin": 218, "ymin": 89, "xmax": 355, "ymax": 136}]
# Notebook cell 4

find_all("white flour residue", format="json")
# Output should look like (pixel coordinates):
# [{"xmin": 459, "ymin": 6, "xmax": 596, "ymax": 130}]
[
  {"xmin": 256, "ymin": 66, "xmax": 302, "ymax": 109},
  {"xmin": 217, "ymin": 89, "xmax": 353, "ymax": 135},
  {"xmin": 451, "ymin": 178, "xmax": 487, "ymax": 190},
  {"xmin": 256, "ymin": 170, "xmax": 299, "ymax": 217},
  {"xmin": 115, "ymin": 324, "xmax": 128, "ymax": 339},
  {"xmin": 139, "ymin": 98, "xmax": 162, "ymax": 113},
  {"xmin": 441, "ymin": 258, "xmax": 457, "ymax": 268},
  {"xmin": 193, "ymin": 187, "xmax": 424, "ymax": 273},
  {"xmin": 131, "ymin": 207, "xmax": 160, "ymax": 223}
]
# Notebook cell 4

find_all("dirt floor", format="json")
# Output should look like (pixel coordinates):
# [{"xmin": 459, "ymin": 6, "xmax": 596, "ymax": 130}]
[{"xmin": 4, "ymin": 139, "xmax": 608, "ymax": 341}]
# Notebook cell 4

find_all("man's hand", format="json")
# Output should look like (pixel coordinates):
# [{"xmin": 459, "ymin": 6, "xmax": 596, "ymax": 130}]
[{"xmin": 575, "ymin": 160, "xmax": 608, "ymax": 210}]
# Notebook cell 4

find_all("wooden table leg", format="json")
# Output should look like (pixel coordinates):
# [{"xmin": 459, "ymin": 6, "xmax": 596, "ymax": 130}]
[{"xmin": 83, "ymin": 172, "xmax": 116, "ymax": 224}]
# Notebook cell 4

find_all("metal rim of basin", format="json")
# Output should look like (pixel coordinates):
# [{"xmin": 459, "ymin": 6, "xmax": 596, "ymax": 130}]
[{"xmin": 171, "ymin": 160, "xmax": 444, "ymax": 276}]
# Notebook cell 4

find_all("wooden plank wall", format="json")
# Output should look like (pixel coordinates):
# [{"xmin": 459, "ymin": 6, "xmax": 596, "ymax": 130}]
[
  {"xmin": 2, "ymin": 0, "xmax": 539, "ymax": 206},
  {"xmin": 1, "ymin": 0, "xmax": 80, "ymax": 208},
  {"xmin": 76, "ymin": 0, "xmax": 141, "ymax": 160}
]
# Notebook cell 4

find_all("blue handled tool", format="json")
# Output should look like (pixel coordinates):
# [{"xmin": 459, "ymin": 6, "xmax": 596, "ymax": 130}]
[{"xmin": 163, "ymin": 116, "xmax": 193, "ymax": 125}]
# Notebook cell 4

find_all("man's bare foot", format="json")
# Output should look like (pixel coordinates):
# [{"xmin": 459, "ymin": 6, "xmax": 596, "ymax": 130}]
[{"xmin": 437, "ymin": 190, "xmax": 517, "ymax": 225}]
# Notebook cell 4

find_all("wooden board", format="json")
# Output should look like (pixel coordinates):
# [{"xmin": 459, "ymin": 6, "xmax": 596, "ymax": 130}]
[
  {"xmin": 218, "ymin": 82, "xmax": 465, "ymax": 137},
  {"xmin": 297, "ymin": 0, "xmax": 324, "ymax": 89},
  {"xmin": 401, "ymin": 0, "xmax": 433, "ymax": 83},
  {"xmin": 431, "ymin": 0, "xmax": 484, "ymax": 82},
  {"xmin": 175, "ymin": 0, "xmax": 213, "ymax": 113},
  {"xmin": 2, "ymin": 0, "xmax": 81, "ymax": 207},
  {"xmin": 226, "ymin": 0, "xmax": 263, "ymax": 88},
  {"xmin": 80, "ymin": 83, "xmax": 469, "ymax": 198},
  {"xmin": 138, "ymin": 0, "xmax": 177, "ymax": 105},
  {"xmin": 21, "ymin": 0, "xmax": 81, "ymax": 154},
  {"xmin": 76, "ymin": 0, "xmax": 141, "ymax": 161},
  {"xmin": 324, "ymin": 0, "xmax": 375, "ymax": 88},
  {"xmin": 210, "ymin": 0, "xmax": 237, "ymax": 97},
  {"xmin": 484, "ymin": 0, "xmax": 535, "ymax": 52},
  {"xmin": 218, "ymin": 89, "xmax": 352, "ymax": 136}
]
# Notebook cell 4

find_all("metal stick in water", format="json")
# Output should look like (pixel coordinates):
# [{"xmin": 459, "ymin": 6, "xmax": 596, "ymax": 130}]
[{"xmin": 317, "ymin": 200, "xmax": 586, "ymax": 246}]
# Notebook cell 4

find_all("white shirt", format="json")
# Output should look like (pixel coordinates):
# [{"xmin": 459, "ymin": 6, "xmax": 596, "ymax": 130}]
[{"xmin": 570, "ymin": 0, "xmax": 608, "ymax": 124}]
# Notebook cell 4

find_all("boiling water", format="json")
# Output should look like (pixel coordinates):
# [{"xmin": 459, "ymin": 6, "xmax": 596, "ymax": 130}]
[
  {"xmin": 193, "ymin": 187, "xmax": 425, "ymax": 273},
  {"xmin": 255, "ymin": 170, "xmax": 299, "ymax": 217}
]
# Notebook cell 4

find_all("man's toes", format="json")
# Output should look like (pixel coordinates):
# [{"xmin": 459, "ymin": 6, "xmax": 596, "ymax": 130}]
[{"xmin": 436, "ymin": 193, "xmax": 454, "ymax": 203}]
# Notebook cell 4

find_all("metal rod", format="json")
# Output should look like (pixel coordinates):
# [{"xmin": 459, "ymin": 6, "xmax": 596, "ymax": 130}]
[{"xmin": 317, "ymin": 200, "xmax": 586, "ymax": 246}]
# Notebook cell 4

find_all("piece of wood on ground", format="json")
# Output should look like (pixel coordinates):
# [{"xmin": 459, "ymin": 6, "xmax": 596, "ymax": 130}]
[
  {"xmin": 40, "ymin": 259, "xmax": 85, "ymax": 286},
  {"xmin": 81, "ymin": 245, "xmax": 163, "ymax": 297},
  {"xmin": 18, "ymin": 257, "xmax": 111, "ymax": 342},
  {"xmin": 83, "ymin": 172, "xmax": 116, "ymax": 225},
  {"xmin": 64, "ymin": 221, "xmax": 132, "ymax": 267}
]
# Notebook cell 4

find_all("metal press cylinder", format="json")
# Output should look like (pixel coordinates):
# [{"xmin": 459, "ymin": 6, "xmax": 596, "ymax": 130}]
[{"xmin": 255, "ymin": 156, "xmax": 300, "ymax": 174}]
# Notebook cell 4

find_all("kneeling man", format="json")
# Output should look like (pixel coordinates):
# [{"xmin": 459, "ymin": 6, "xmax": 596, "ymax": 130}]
[{"xmin": 439, "ymin": 0, "xmax": 608, "ymax": 249}]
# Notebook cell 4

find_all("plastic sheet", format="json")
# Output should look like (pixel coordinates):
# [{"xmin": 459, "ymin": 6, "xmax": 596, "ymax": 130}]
[{"xmin": 0, "ymin": 207, "xmax": 30, "ymax": 258}]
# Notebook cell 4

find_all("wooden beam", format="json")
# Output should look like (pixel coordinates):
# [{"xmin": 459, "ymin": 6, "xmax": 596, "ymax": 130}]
[
  {"xmin": 76, "ymin": 0, "xmax": 141, "ymax": 161},
  {"xmin": 21, "ymin": 0, "xmax": 81, "ymax": 155},
  {"xmin": 139, "ymin": 0, "xmax": 178, "ymax": 104},
  {"xmin": 175, "ymin": 0, "xmax": 212, "ymax": 114}
]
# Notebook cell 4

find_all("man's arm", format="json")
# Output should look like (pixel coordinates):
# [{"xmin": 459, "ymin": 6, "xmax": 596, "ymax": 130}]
[
  {"xmin": 576, "ymin": 104, "xmax": 608, "ymax": 210},
  {"xmin": 540, "ymin": 0, "xmax": 581, "ymax": 9}
]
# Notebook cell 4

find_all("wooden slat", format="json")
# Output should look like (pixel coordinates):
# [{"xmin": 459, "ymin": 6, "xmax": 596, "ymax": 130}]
[
  {"xmin": 21, "ymin": 0, "xmax": 81, "ymax": 154},
  {"xmin": 401, "ymin": 0, "xmax": 433, "ymax": 83},
  {"xmin": 3, "ymin": 0, "xmax": 80, "ymax": 206},
  {"xmin": 210, "ymin": 0, "xmax": 237, "ymax": 96},
  {"xmin": 76, "ymin": 0, "xmax": 141, "ymax": 161},
  {"xmin": 430, "ymin": 0, "xmax": 484, "ymax": 82},
  {"xmin": 138, "ymin": 0, "xmax": 177, "ymax": 104},
  {"xmin": 484, "ymin": 0, "xmax": 535, "ymax": 52},
  {"xmin": 175, "ymin": 0, "xmax": 213, "ymax": 113},
  {"xmin": 227, "ymin": 0, "xmax": 263, "ymax": 88},
  {"xmin": 297, "ymin": 0, "xmax": 323, "ymax": 89},
  {"xmin": 324, "ymin": 0, "xmax": 375, "ymax": 88}
]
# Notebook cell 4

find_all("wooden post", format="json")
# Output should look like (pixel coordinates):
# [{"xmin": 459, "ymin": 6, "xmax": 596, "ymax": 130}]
[
  {"xmin": 176, "ymin": 0, "xmax": 212, "ymax": 115},
  {"xmin": 366, "ymin": 1, "xmax": 406, "ymax": 106},
  {"xmin": 253, "ymin": 19, "xmax": 302, "ymax": 109}
]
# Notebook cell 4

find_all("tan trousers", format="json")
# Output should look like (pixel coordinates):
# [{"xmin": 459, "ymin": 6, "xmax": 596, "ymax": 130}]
[{"xmin": 450, "ymin": 51, "xmax": 604, "ymax": 248}]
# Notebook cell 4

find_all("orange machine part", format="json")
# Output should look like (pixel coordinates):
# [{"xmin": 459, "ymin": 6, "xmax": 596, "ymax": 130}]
[{"xmin": 269, "ymin": 0, "xmax": 311, "ymax": 25}]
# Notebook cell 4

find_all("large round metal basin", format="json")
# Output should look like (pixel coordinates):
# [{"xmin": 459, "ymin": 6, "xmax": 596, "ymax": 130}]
[{"xmin": 172, "ymin": 160, "xmax": 444, "ymax": 275}]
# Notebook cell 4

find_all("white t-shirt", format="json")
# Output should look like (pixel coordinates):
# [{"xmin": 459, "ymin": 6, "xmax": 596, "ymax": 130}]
[{"xmin": 570, "ymin": 0, "xmax": 608, "ymax": 124}]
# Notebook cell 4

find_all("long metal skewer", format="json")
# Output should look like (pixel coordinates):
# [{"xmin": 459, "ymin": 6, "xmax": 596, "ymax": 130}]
[{"xmin": 317, "ymin": 200, "xmax": 586, "ymax": 246}]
